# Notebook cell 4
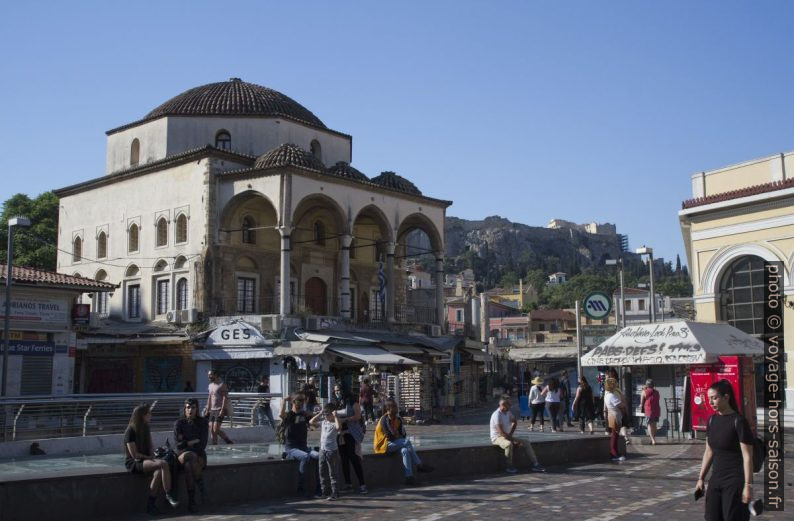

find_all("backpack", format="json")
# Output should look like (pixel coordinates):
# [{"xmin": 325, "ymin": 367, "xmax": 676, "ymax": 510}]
[{"xmin": 707, "ymin": 414, "xmax": 764, "ymax": 473}]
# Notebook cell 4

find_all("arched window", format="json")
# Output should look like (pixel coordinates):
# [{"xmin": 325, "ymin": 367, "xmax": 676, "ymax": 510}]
[
  {"xmin": 175, "ymin": 214, "xmax": 188, "ymax": 243},
  {"xmin": 719, "ymin": 255, "xmax": 766, "ymax": 336},
  {"xmin": 174, "ymin": 255, "xmax": 187, "ymax": 270},
  {"xmin": 153, "ymin": 259, "xmax": 168, "ymax": 272},
  {"xmin": 313, "ymin": 221, "xmax": 326, "ymax": 246},
  {"xmin": 95, "ymin": 270, "xmax": 109, "ymax": 315},
  {"xmin": 310, "ymin": 139, "xmax": 322, "ymax": 161},
  {"xmin": 128, "ymin": 224, "xmax": 139, "ymax": 253},
  {"xmin": 176, "ymin": 278, "xmax": 189, "ymax": 310},
  {"xmin": 72, "ymin": 236, "xmax": 82, "ymax": 262},
  {"xmin": 97, "ymin": 231, "xmax": 107, "ymax": 259},
  {"xmin": 130, "ymin": 138, "xmax": 140, "ymax": 166},
  {"xmin": 125, "ymin": 264, "xmax": 139, "ymax": 277},
  {"xmin": 156, "ymin": 217, "xmax": 168, "ymax": 247},
  {"xmin": 215, "ymin": 130, "xmax": 231, "ymax": 150},
  {"xmin": 242, "ymin": 216, "xmax": 256, "ymax": 244}
]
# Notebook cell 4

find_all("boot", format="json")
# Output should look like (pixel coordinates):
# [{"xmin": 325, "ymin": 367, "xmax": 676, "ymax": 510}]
[
  {"xmin": 146, "ymin": 496, "xmax": 161, "ymax": 516},
  {"xmin": 187, "ymin": 489, "xmax": 198, "ymax": 513},
  {"xmin": 196, "ymin": 478, "xmax": 207, "ymax": 503}
]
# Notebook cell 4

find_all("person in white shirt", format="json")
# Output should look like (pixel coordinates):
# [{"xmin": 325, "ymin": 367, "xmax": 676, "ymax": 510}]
[
  {"xmin": 528, "ymin": 377, "xmax": 546, "ymax": 432},
  {"xmin": 310, "ymin": 403, "xmax": 343, "ymax": 500},
  {"xmin": 603, "ymin": 378, "xmax": 628, "ymax": 462},
  {"xmin": 490, "ymin": 396, "xmax": 544, "ymax": 474}
]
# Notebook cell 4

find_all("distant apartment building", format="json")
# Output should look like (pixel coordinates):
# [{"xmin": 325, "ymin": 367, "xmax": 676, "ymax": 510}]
[{"xmin": 613, "ymin": 287, "xmax": 674, "ymax": 324}]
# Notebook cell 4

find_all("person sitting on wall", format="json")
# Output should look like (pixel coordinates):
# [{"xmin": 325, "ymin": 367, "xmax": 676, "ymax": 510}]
[
  {"xmin": 174, "ymin": 398, "xmax": 209, "ymax": 512},
  {"xmin": 490, "ymin": 395, "xmax": 545, "ymax": 474},
  {"xmin": 280, "ymin": 392, "xmax": 321, "ymax": 496},
  {"xmin": 373, "ymin": 397, "xmax": 434, "ymax": 486},
  {"xmin": 124, "ymin": 404, "xmax": 179, "ymax": 515}
]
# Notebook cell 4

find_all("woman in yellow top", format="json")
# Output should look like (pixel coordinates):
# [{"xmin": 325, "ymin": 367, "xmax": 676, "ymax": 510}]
[{"xmin": 373, "ymin": 397, "xmax": 434, "ymax": 486}]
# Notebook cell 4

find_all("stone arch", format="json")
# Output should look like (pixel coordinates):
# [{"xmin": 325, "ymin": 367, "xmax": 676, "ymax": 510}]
[
  {"xmin": 351, "ymin": 204, "xmax": 395, "ymax": 254},
  {"xmin": 236, "ymin": 255, "xmax": 258, "ymax": 271},
  {"xmin": 291, "ymin": 193, "xmax": 347, "ymax": 249},
  {"xmin": 219, "ymin": 190, "xmax": 279, "ymax": 249},
  {"xmin": 174, "ymin": 255, "xmax": 188, "ymax": 270},
  {"xmin": 396, "ymin": 212, "xmax": 443, "ymax": 256},
  {"xmin": 125, "ymin": 264, "xmax": 140, "ymax": 278},
  {"xmin": 153, "ymin": 259, "xmax": 169, "ymax": 272},
  {"xmin": 701, "ymin": 243, "xmax": 788, "ymax": 295},
  {"xmin": 94, "ymin": 269, "xmax": 108, "ymax": 281}
]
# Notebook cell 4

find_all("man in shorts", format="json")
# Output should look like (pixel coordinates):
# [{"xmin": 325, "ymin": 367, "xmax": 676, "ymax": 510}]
[{"xmin": 204, "ymin": 370, "xmax": 233, "ymax": 445}]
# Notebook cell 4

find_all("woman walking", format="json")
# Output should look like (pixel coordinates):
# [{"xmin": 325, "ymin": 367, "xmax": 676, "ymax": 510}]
[
  {"xmin": 542, "ymin": 378, "xmax": 563, "ymax": 432},
  {"xmin": 123, "ymin": 404, "xmax": 179, "ymax": 515},
  {"xmin": 572, "ymin": 376, "xmax": 596, "ymax": 434},
  {"xmin": 528, "ymin": 377, "xmax": 546, "ymax": 432},
  {"xmin": 334, "ymin": 385, "xmax": 368, "ymax": 494},
  {"xmin": 694, "ymin": 379, "xmax": 754, "ymax": 521},
  {"xmin": 640, "ymin": 379, "xmax": 661, "ymax": 445},
  {"xmin": 174, "ymin": 398, "xmax": 209, "ymax": 512},
  {"xmin": 603, "ymin": 378, "xmax": 628, "ymax": 462}
]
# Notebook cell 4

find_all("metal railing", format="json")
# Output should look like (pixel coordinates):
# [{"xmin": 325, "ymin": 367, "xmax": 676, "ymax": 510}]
[{"xmin": 0, "ymin": 392, "xmax": 280, "ymax": 443}]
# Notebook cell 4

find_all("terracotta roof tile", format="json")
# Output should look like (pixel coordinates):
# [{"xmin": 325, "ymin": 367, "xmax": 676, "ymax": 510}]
[
  {"xmin": 530, "ymin": 309, "xmax": 576, "ymax": 321},
  {"xmin": 1, "ymin": 265, "xmax": 116, "ymax": 290},
  {"xmin": 682, "ymin": 177, "xmax": 794, "ymax": 209},
  {"xmin": 370, "ymin": 171, "xmax": 422, "ymax": 195},
  {"xmin": 254, "ymin": 143, "xmax": 326, "ymax": 172}
]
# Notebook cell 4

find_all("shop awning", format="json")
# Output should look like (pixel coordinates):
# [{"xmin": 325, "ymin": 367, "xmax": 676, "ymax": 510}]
[
  {"xmin": 381, "ymin": 344, "xmax": 441, "ymax": 356},
  {"xmin": 462, "ymin": 347, "xmax": 492, "ymax": 362},
  {"xmin": 274, "ymin": 342, "xmax": 328, "ymax": 356},
  {"xmin": 192, "ymin": 347, "xmax": 275, "ymax": 360},
  {"xmin": 581, "ymin": 321, "xmax": 765, "ymax": 367},
  {"xmin": 509, "ymin": 344, "xmax": 579, "ymax": 361},
  {"xmin": 327, "ymin": 345, "xmax": 421, "ymax": 366}
]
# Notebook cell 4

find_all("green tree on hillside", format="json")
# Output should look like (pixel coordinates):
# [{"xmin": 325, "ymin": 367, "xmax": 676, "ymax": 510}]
[{"xmin": 0, "ymin": 192, "xmax": 59, "ymax": 270}]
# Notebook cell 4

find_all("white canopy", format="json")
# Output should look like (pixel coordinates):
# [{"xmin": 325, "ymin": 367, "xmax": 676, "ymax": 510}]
[
  {"xmin": 327, "ymin": 345, "xmax": 422, "ymax": 366},
  {"xmin": 581, "ymin": 321, "xmax": 765, "ymax": 366}
]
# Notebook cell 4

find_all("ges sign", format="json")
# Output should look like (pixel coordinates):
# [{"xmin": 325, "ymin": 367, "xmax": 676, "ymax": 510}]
[{"xmin": 221, "ymin": 328, "xmax": 251, "ymax": 341}]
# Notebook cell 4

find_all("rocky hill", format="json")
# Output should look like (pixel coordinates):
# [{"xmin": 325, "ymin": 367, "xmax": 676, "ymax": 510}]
[{"xmin": 437, "ymin": 216, "xmax": 627, "ymax": 289}]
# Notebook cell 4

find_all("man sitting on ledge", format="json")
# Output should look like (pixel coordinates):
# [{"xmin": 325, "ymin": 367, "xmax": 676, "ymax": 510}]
[
  {"xmin": 279, "ymin": 392, "xmax": 320, "ymax": 496},
  {"xmin": 373, "ymin": 397, "xmax": 434, "ymax": 486},
  {"xmin": 490, "ymin": 395, "xmax": 545, "ymax": 473}
]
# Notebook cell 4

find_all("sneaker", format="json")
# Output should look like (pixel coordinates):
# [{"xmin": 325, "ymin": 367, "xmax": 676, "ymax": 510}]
[
  {"xmin": 327, "ymin": 494, "xmax": 339, "ymax": 501},
  {"xmin": 404, "ymin": 476, "xmax": 417, "ymax": 486},
  {"xmin": 417, "ymin": 464, "xmax": 434, "ymax": 473},
  {"xmin": 505, "ymin": 467, "xmax": 518, "ymax": 474},
  {"xmin": 531, "ymin": 464, "xmax": 546, "ymax": 473},
  {"xmin": 612, "ymin": 456, "xmax": 626, "ymax": 463},
  {"xmin": 165, "ymin": 492, "xmax": 179, "ymax": 508},
  {"xmin": 624, "ymin": 438, "xmax": 631, "ymax": 445},
  {"xmin": 358, "ymin": 485, "xmax": 368, "ymax": 494},
  {"xmin": 528, "ymin": 425, "xmax": 534, "ymax": 432}
]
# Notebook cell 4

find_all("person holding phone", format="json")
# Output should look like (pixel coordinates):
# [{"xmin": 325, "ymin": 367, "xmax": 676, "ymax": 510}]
[{"xmin": 695, "ymin": 379, "xmax": 754, "ymax": 521}]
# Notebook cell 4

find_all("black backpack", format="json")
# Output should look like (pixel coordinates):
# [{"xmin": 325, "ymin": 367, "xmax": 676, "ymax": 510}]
[{"xmin": 707, "ymin": 414, "xmax": 765, "ymax": 473}]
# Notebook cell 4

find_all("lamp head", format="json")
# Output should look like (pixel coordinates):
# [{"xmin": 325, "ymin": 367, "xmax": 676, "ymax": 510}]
[
  {"xmin": 635, "ymin": 246, "xmax": 653, "ymax": 256},
  {"xmin": 8, "ymin": 217, "xmax": 31, "ymax": 228}
]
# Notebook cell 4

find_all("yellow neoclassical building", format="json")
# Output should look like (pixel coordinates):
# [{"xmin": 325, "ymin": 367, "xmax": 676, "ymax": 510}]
[{"xmin": 679, "ymin": 150, "xmax": 794, "ymax": 423}]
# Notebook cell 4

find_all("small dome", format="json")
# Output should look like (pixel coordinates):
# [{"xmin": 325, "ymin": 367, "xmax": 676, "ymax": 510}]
[
  {"xmin": 254, "ymin": 143, "xmax": 326, "ymax": 171},
  {"xmin": 145, "ymin": 78, "xmax": 326, "ymax": 128},
  {"xmin": 327, "ymin": 161, "xmax": 368, "ymax": 182},
  {"xmin": 370, "ymin": 171, "xmax": 422, "ymax": 195}
]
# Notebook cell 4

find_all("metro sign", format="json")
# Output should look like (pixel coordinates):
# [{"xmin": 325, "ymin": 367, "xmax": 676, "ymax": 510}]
[{"xmin": 583, "ymin": 291, "xmax": 612, "ymax": 321}]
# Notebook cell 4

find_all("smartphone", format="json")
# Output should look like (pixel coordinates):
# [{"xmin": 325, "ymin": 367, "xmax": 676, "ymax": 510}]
[{"xmin": 694, "ymin": 488, "xmax": 704, "ymax": 501}]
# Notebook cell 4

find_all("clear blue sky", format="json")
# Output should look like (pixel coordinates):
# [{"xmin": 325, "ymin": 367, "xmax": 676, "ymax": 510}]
[{"xmin": 2, "ymin": 1, "xmax": 793, "ymax": 265}]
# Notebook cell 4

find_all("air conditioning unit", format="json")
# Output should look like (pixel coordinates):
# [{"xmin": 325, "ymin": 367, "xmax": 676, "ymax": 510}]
[
  {"xmin": 262, "ymin": 315, "xmax": 281, "ymax": 332},
  {"xmin": 165, "ymin": 310, "xmax": 180, "ymax": 324},
  {"xmin": 178, "ymin": 308, "xmax": 198, "ymax": 324},
  {"xmin": 427, "ymin": 324, "xmax": 442, "ymax": 337}
]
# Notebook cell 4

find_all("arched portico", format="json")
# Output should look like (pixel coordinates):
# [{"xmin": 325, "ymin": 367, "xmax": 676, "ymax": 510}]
[
  {"xmin": 701, "ymin": 243, "xmax": 788, "ymax": 296},
  {"xmin": 395, "ymin": 213, "xmax": 445, "ymax": 328}
]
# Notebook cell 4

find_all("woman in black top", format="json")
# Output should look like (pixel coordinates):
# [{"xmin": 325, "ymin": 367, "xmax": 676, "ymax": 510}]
[
  {"xmin": 572, "ymin": 376, "xmax": 596, "ymax": 434},
  {"xmin": 174, "ymin": 398, "xmax": 209, "ymax": 512},
  {"xmin": 695, "ymin": 379, "xmax": 754, "ymax": 521},
  {"xmin": 123, "ymin": 404, "xmax": 179, "ymax": 515}
]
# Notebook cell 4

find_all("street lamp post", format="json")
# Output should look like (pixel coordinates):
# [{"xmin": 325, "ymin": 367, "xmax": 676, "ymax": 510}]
[
  {"xmin": 2, "ymin": 216, "xmax": 32, "ymax": 397},
  {"xmin": 605, "ymin": 258, "xmax": 625, "ymax": 327},
  {"xmin": 635, "ymin": 246, "xmax": 656, "ymax": 324}
]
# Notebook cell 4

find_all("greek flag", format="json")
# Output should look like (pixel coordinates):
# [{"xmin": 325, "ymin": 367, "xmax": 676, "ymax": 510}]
[{"xmin": 377, "ymin": 262, "xmax": 386, "ymax": 300}]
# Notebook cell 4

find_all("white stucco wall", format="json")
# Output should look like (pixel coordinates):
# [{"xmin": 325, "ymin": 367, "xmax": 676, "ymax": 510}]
[
  {"xmin": 106, "ymin": 118, "xmax": 169, "ymax": 174},
  {"xmin": 165, "ymin": 116, "xmax": 351, "ymax": 166},
  {"xmin": 57, "ymin": 160, "xmax": 212, "ymax": 320}
]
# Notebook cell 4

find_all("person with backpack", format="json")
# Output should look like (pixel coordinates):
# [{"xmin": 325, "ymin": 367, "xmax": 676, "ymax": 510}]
[
  {"xmin": 278, "ymin": 393, "xmax": 320, "ymax": 495},
  {"xmin": 695, "ymin": 379, "xmax": 755, "ymax": 521},
  {"xmin": 640, "ymin": 379, "xmax": 661, "ymax": 445}
]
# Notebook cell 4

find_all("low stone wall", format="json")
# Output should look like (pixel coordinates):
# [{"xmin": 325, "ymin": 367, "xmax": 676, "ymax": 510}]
[{"xmin": 0, "ymin": 436, "xmax": 613, "ymax": 521}]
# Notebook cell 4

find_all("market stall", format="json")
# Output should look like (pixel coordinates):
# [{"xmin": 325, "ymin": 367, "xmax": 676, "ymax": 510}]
[{"xmin": 581, "ymin": 321, "xmax": 765, "ymax": 434}]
